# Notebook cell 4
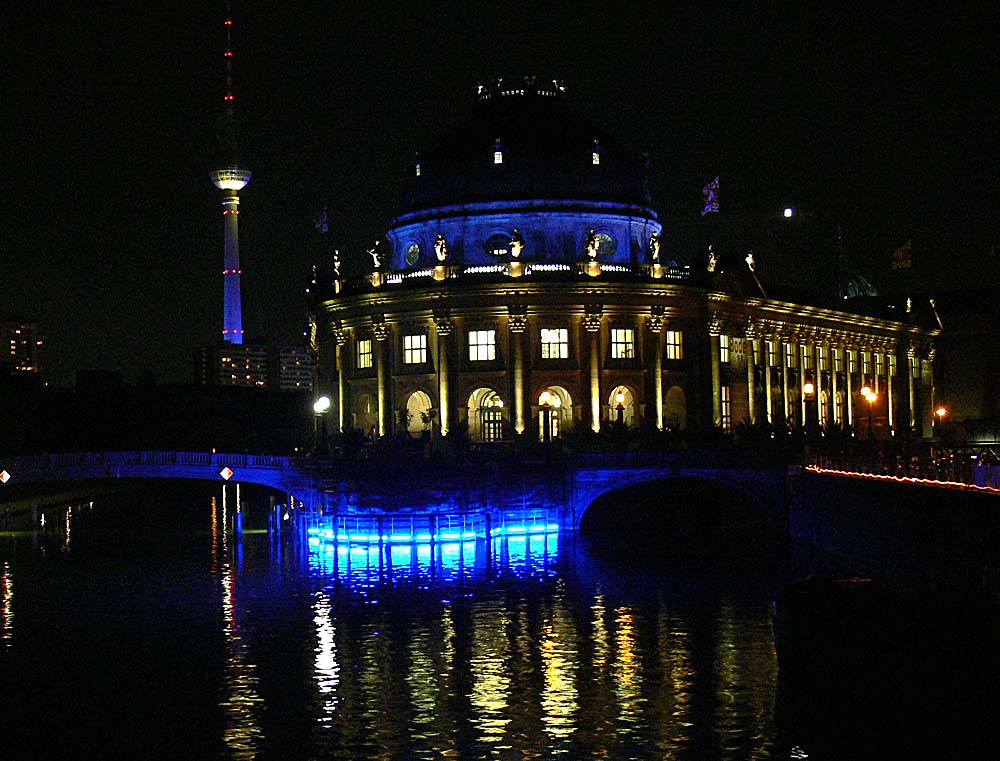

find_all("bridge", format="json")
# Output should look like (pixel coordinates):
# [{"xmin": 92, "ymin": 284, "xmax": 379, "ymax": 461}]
[
  {"xmin": 4, "ymin": 449, "xmax": 997, "ymax": 547},
  {"xmin": 2, "ymin": 449, "xmax": 793, "ymax": 530},
  {"xmin": 0, "ymin": 450, "xmax": 323, "ymax": 507}
]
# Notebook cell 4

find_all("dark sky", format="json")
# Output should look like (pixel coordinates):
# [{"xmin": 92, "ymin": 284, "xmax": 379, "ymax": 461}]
[{"xmin": 4, "ymin": 2, "xmax": 996, "ymax": 387}]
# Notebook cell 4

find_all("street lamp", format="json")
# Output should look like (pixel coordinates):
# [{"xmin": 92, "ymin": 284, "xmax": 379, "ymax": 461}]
[
  {"xmin": 935, "ymin": 405, "xmax": 947, "ymax": 438},
  {"xmin": 615, "ymin": 389, "xmax": 626, "ymax": 425},
  {"xmin": 313, "ymin": 395, "xmax": 331, "ymax": 454},
  {"xmin": 802, "ymin": 377, "xmax": 816, "ymax": 441},
  {"xmin": 860, "ymin": 385, "xmax": 877, "ymax": 439}
]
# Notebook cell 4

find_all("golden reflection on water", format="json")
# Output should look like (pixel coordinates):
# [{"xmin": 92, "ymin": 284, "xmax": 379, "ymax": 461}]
[
  {"xmin": 1, "ymin": 561, "xmax": 12, "ymax": 647},
  {"xmin": 654, "ymin": 603, "xmax": 695, "ymax": 755},
  {"xmin": 540, "ymin": 583, "xmax": 578, "ymax": 748},
  {"xmin": 214, "ymin": 486, "xmax": 265, "ymax": 760},
  {"xmin": 612, "ymin": 605, "xmax": 643, "ymax": 731},
  {"xmin": 300, "ymin": 566, "xmax": 779, "ymax": 758},
  {"xmin": 470, "ymin": 604, "xmax": 513, "ymax": 746}
]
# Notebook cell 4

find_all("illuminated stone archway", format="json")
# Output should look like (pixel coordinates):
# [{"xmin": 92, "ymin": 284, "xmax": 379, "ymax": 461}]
[
  {"xmin": 608, "ymin": 385, "xmax": 635, "ymax": 426},
  {"xmin": 467, "ymin": 387, "xmax": 505, "ymax": 441},
  {"xmin": 403, "ymin": 390, "xmax": 434, "ymax": 436},
  {"xmin": 355, "ymin": 393, "xmax": 377, "ymax": 435},
  {"xmin": 664, "ymin": 385, "xmax": 687, "ymax": 431},
  {"xmin": 537, "ymin": 386, "xmax": 573, "ymax": 441}
]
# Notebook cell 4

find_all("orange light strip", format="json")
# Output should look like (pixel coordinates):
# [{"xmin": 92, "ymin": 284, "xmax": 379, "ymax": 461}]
[{"xmin": 805, "ymin": 465, "xmax": 1000, "ymax": 495}]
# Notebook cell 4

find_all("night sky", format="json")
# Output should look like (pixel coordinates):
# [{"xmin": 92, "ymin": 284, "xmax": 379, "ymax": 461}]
[{"xmin": 4, "ymin": 2, "xmax": 996, "ymax": 387}]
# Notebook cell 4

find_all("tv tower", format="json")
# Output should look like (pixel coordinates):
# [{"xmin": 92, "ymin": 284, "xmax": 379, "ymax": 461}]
[{"xmin": 209, "ymin": 5, "xmax": 250, "ymax": 344}]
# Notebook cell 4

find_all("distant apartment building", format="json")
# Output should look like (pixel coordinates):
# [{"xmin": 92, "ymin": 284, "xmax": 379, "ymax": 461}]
[
  {"xmin": 195, "ymin": 342, "xmax": 315, "ymax": 391},
  {"xmin": 2, "ymin": 318, "xmax": 46, "ymax": 378}
]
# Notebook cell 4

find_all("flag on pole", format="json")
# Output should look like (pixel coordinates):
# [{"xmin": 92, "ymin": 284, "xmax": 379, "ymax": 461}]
[
  {"xmin": 701, "ymin": 177, "xmax": 719, "ymax": 216},
  {"xmin": 891, "ymin": 240, "xmax": 912, "ymax": 269}
]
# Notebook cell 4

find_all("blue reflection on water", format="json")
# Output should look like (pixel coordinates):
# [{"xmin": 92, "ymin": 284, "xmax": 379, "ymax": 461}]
[{"xmin": 307, "ymin": 533, "xmax": 561, "ymax": 587}]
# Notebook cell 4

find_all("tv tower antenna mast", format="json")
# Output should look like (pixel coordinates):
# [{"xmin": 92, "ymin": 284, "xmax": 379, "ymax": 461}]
[{"xmin": 209, "ymin": 2, "xmax": 251, "ymax": 344}]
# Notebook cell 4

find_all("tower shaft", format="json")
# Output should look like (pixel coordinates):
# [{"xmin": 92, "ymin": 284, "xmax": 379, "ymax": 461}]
[{"xmin": 221, "ymin": 190, "xmax": 244, "ymax": 343}]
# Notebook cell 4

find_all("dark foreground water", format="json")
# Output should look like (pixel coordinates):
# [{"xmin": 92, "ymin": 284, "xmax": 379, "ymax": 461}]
[{"xmin": 1, "ymin": 481, "xmax": 996, "ymax": 760}]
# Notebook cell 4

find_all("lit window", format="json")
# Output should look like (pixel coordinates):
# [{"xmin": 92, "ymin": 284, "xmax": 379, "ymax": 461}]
[
  {"xmin": 404, "ymin": 334, "xmax": 427, "ymax": 364},
  {"xmin": 611, "ymin": 328, "xmax": 634, "ymax": 359},
  {"xmin": 862, "ymin": 352, "xmax": 871, "ymax": 376},
  {"xmin": 721, "ymin": 385, "xmax": 732, "ymax": 431},
  {"xmin": 767, "ymin": 340, "xmax": 779, "ymax": 367},
  {"xmin": 910, "ymin": 356, "xmax": 921, "ymax": 378},
  {"xmin": 784, "ymin": 342, "xmax": 797, "ymax": 368},
  {"xmin": 357, "ymin": 339, "xmax": 372, "ymax": 369},
  {"xmin": 818, "ymin": 346, "xmax": 829, "ymax": 372},
  {"xmin": 833, "ymin": 348, "xmax": 844, "ymax": 373},
  {"xmin": 540, "ymin": 328, "xmax": 568, "ymax": 359},
  {"xmin": 875, "ymin": 353, "xmax": 884, "ymax": 377},
  {"xmin": 888, "ymin": 354, "xmax": 897, "ymax": 377},
  {"xmin": 802, "ymin": 344, "xmax": 814, "ymax": 370},
  {"xmin": 493, "ymin": 138, "xmax": 503, "ymax": 165},
  {"xmin": 665, "ymin": 330, "xmax": 683, "ymax": 360},
  {"xmin": 847, "ymin": 349, "xmax": 858, "ymax": 373},
  {"xmin": 468, "ymin": 330, "xmax": 496, "ymax": 361},
  {"xmin": 719, "ymin": 334, "xmax": 730, "ymax": 364}
]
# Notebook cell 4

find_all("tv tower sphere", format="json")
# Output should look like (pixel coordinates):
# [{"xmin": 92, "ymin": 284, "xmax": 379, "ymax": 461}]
[{"xmin": 211, "ymin": 166, "xmax": 252, "ymax": 191}]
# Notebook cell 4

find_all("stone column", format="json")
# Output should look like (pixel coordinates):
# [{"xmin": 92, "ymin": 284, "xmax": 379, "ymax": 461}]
[
  {"xmin": 907, "ymin": 344, "xmax": 917, "ymax": 432},
  {"xmin": 781, "ymin": 338, "xmax": 790, "ymax": 424},
  {"xmin": 831, "ymin": 345, "xmax": 840, "ymax": 427},
  {"xmin": 745, "ymin": 321, "xmax": 757, "ymax": 424},
  {"xmin": 648, "ymin": 307, "xmax": 664, "ymax": 429},
  {"xmin": 708, "ymin": 314, "xmax": 722, "ymax": 427},
  {"xmin": 884, "ymin": 348, "xmax": 894, "ymax": 435},
  {"xmin": 434, "ymin": 315, "xmax": 453, "ymax": 437},
  {"xmin": 508, "ymin": 307, "xmax": 528, "ymax": 434},
  {"xmin": 335, "ymin": 329, "xmax": 347, "ymax": 433},
  {"xmin": 845, "ymin": 347, "xmax": 854, "ymax": 428},
  {"xmin": 583, "ymin": 307, "xmax": 602, "ymax": 432},
  {"xmin": 764, "ymin": 339, "xmax": 774, "ymax": 424},
  {"xmin": 372, "ymin": 319, "xmax": 390, "ymax": 436}
]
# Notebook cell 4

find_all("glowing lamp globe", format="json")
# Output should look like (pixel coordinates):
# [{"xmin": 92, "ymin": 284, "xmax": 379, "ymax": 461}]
[{"xmin": 313, "ymin": 396, "xmax": 331, "ymax": 414}]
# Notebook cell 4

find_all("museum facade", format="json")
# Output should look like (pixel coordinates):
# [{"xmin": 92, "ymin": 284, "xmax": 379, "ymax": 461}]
[{"xmin": 309, "ymin": 79, "xmax": 939, "ymax": 442}]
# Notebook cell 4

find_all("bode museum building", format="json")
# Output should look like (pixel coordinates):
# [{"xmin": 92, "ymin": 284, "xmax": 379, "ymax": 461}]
[{"xmin": 309, "ymin": 79, "xmax": 939, "ymax": 444}]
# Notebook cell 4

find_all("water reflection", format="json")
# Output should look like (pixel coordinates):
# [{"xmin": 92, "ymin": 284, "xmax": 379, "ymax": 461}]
[
  {"xmin": 1, "ymin": 561, "xmax": 12, "ymax": 647},
  {"xmin": 213, "ymin": 488, "xmax": 265, "ymax": 760},
  {"xmin": 1, "ymin": 482, "xmax": 790, "ymax": 759}
]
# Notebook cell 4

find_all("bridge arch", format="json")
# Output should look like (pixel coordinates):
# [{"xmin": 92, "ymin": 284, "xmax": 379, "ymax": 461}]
[
  {"xmin": 570, "ymin": 465, "xmax": 786, "ymax": 532},
  {"xmin": 577, "ymin": 473, "xmax": 782, "ymax": 555}
]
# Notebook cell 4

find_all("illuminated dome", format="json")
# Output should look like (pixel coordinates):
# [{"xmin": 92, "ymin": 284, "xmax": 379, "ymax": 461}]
[
  {"xmin": 387, "ymin": 78, "xmax": 661, "ymax": 269},
  {"xmin": 399, "ymin": 78, "xmax": 651, "ymax": 212}
]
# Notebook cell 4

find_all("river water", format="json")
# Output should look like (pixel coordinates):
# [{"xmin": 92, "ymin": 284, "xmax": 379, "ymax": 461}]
[{"xmin": 0, "ymin": 481, "xmax": 993, "ymax": 759}]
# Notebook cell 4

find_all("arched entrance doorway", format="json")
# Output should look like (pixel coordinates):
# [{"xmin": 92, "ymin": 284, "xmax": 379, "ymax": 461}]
[
  {"xmin": 355, "ymin": 393, "xmax": 377, "ymax": 435},
  {"xmin": 537, "ymin": 386, "xmax": 572, "ymax": 442},
  {"xmin": 665, "ymin": 385, "xmax": 687, "ymax": 431},
  {"xmin": 403, "ymin": 390, "xmax": 434, "ymax": 437},
  {"xmin": 608, "ymin": 385, "xmax": 635, "ymax": 426},
  {"xmin": 467, "ymin": 387, "xmax": 505, "ymax": 441}
]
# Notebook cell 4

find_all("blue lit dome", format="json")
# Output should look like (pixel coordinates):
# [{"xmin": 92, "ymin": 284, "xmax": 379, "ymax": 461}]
[{"xmin": 386, "ymin": 78, "xmax": 661, "ymax": 269}]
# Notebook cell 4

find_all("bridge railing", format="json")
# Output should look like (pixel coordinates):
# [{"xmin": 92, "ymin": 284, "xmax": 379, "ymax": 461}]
[
  {"xmin": 806, "ymin": 454, "xmax": 1000, "ymax": 491},
  {"xmin": 6, "ymin": 450, "xmax": 298, "ymax": 472}
]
